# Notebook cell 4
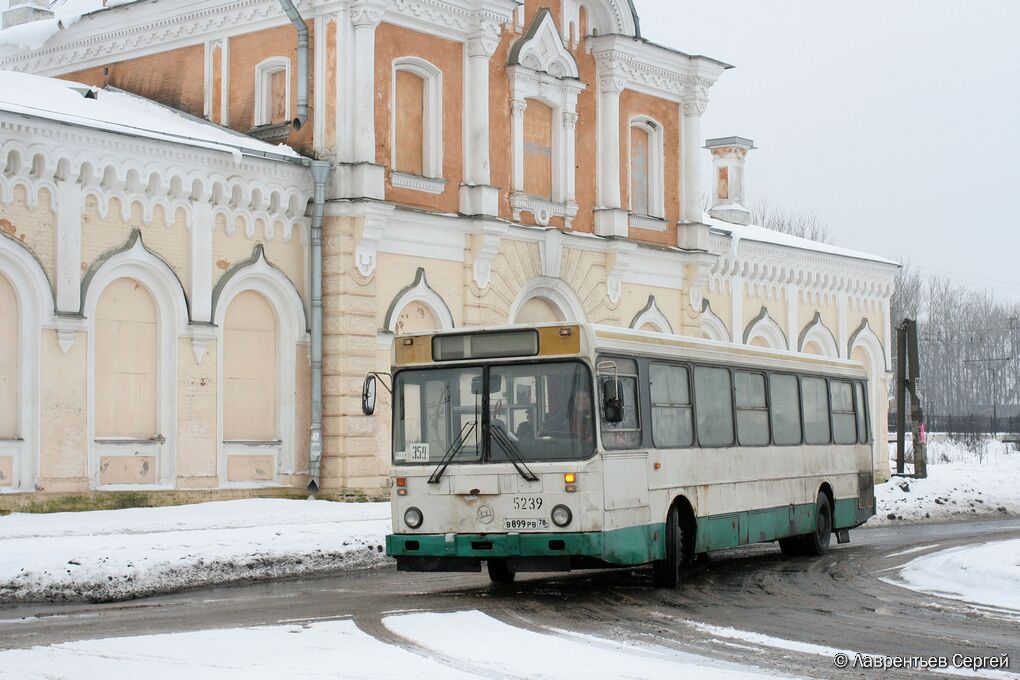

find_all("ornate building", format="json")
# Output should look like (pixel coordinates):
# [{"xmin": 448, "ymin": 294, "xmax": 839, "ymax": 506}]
[{"xmin": 0, "ymin": 0, "xmax": 896, "ymax": 507}]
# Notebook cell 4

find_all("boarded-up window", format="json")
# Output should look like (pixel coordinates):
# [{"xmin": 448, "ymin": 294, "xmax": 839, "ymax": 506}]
[
  {"xmin": 223, "ymin": 291, "xmax": 277, "ymax": 442},
  {"xmin": 0, "ymin": 274, "xmax": 17, "ymax": 439},
  {"xmin": 95, "ymin": 278, "xmax": 158, "ymax": 439},
  {"xmin": 394, "ymin": 70, "xmax": 425, "ymax": 176},
  {"xmin": 523, "ymin": 99, "xmax": 553, "ymax": 201},
  {"xmin": 515, "ymin": 297, "xmax": 564, "ymax": 324},
  {"xmin": 630, "ymin": 125, "xmax": 650, "ymax": 216},
  {"xmin": 395, "ymin": 301, "xmax": 438, "ymax": 335},
  {"xmin": 269, "ymin": 68, "xmax": 288, "ymax": 125}
]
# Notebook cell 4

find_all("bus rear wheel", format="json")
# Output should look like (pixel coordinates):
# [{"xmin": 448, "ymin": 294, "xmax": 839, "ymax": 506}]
[
  {"xmin": 652, "ymin": 504, "xmax": 690, "ymax": 588},
  {"xmin": 487, "ymin": 559, "xmax": 516, "ymax": 584},
  {"xmin": 780, "ymin": 492, "xmax": 833, "ymax": 557}
]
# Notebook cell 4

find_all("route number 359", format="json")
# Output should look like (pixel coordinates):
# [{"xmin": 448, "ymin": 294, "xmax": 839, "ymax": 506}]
[{"xmin": 513, "ymin": 497, "xmax": 543, "ymax": 510}]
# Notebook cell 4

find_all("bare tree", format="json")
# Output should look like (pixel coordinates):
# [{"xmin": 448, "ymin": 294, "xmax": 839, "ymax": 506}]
[{"xmin": 747, "ymin": 199, "xmax": 833, "ymax": 244}]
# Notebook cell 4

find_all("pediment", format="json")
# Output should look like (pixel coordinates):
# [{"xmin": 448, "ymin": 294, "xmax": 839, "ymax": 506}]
[{"xmin": 508, "ymin": 8, "xmax": 579, "ymax": 79}]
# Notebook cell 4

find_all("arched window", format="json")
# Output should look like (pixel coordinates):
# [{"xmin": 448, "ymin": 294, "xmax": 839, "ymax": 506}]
[
  {"xmin": 391, "ymin": 58, "xmax": 443, "ymax": 183},
  {"xmin": 254, "ymin": 57, "xmax": 290, "ymax": 127},
  {"xmin": 223, "ymin": 291, "xmax": 278, "ymax": 442},
  {"xmin": 523, "ymin": 99, "xmax": 555, "ymax": 202},
  {"xmin": 0, "ymin": 274, "xmax": 17, "ymax": 440},
  {"xmin": 94, "ymin": 277, "xmax": 158, "ymax": 439},
  {"xmin": 629, "ymin": 117, "xmax": 664, "ymax": 219}
]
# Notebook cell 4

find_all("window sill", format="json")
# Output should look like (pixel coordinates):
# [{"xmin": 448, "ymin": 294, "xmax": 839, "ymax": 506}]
[
  {"xmin": 629, "ymin": 213, "xmax": 669, "ymax": 232},
  {"xmin": 390, "ymin": 171, "xmax": 447, "ymax": 195},
  {"xmin": 510, "ymin": 192, "xmax": 579, "ymax": 227},
  {"xmin": 247, "ymin": 122, "xmax": 291, "ymax": 141}
]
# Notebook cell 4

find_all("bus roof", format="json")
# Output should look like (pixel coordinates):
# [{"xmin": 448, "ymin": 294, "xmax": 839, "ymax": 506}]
[{"xmin": 393, "ymin": 323, "xmax": 868, "ymax": 378}]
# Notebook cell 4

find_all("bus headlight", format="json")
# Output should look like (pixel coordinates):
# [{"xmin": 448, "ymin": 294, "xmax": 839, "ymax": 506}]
[
  {"xmin": 404, "ymin": 507, "xmax": 423, "ymax": 529},
  {"xmin": 551, "ymin": 504, "xmax": 572, "ymax": 527}
]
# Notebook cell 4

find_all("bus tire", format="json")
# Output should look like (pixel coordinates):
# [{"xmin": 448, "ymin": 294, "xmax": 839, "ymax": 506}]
[
  {"xmin": 802, "ymin": 492, "xmax": 833, "ymax": 556},
  {"xmin": 487, "ymin": 559, "xmax": 516, "ymax": 584},
  {"xmin": 652, "ymin": 504, "xmax": 688, "ymax": 588}
]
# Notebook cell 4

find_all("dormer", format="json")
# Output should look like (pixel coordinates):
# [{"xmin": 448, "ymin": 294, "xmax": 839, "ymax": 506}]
[{"xmin": 506, "ymin": 9, "xmax": 586, "ymax": 228}]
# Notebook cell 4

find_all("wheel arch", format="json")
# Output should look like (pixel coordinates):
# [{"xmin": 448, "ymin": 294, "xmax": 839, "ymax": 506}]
[
  {"xmin": 668, "ymin": 494, "xmax": 698, "ymax": 554},
  {"xmin": 817, "ymin": 482, "xmax": 835, "ymax": 515}
]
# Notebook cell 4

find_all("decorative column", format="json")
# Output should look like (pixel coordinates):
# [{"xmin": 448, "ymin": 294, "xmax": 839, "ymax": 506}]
[
  {"xmin": 54, "ymin": 180, "xmax": 83, "ymax": 315},
  {"xmin": 460, "ymin": 21, "xmax": 501, "ymax": 216},
  {"xmin": 679, "ymin": 82, "xmax": 709, "ymax": 249},
  {"xmin": 510, "ymin": 98, "xmax": 527, "ymax": 194},
  {"xmin": 337, "ymin": 1, "xmax": 385, "ymax": 199},
  {"xmin": 562, "ymin": 110, "xmax": 578, "ymax": 212},
  {"xmin": 592, "ymin": 53, "xmax": 628, "ymax": 237},
  {"xmin": 350, "ymin": 2, "xmax": 382, "ymax": 164},
  {"xmin": 731, "ymin": 272, "xmax": 744, "ymax": 344}
]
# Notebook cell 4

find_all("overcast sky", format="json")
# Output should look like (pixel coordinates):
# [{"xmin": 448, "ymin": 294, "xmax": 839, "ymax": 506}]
[{"xmin": 636, "ymin": 0, "xmax": 1020, "ymax": 301}]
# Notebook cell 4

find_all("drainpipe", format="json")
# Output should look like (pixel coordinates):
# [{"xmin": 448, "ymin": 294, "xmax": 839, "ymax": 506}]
[
  {"xmin": 278, "ymin": 0, "xmax": 309, "ymax": 130},
  {"xmin": 307, "ymin": 160, "xmax": 331, "ymax": 494}
]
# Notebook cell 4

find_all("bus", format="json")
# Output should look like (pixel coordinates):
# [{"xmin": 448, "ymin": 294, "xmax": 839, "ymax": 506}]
[{"xmin": 361, "ymin": 323, "xmax": 875, "ymax": 587}]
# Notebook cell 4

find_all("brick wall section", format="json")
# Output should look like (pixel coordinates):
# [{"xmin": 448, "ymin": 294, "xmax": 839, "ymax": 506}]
[
  {"xmin": 320, "ymin": 215, "xmax": 383, "ymax": 493},
  {"xmin": 63, "ymin": 45, "xmax": 206, "ymax": 119},
  {"xmin": 1, "ymin": 186, "xmax": 56, "ymax": 292}
]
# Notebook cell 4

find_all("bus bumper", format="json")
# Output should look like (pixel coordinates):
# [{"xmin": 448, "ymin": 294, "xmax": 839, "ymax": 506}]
[{"xmin": 387, "ymin": 531, "xmax": 604, "ymax": 560}]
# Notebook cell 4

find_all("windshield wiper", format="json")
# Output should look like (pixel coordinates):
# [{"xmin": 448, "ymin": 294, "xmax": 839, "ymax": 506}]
[
  {"xmin": 428, "ymin": 420, "xmax": 477, "ymax": 484},
  {"xmin": 489, "ymin": 425, "xmax": 539, "ymax": 482}
]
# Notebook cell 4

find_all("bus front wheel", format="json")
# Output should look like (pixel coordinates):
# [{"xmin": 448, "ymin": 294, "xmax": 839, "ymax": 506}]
[
  {"xmin": 487, "ymin": 559, "xmax": 516, "ymax": 584},
  {"xmin": 652, "ymin": 504, "xmax": 690, "ymax": 588}
]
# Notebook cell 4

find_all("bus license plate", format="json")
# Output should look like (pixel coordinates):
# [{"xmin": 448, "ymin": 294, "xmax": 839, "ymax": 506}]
[{"xmin": 503, "ymin": 518, "xmax": 549, "ymax": 530}]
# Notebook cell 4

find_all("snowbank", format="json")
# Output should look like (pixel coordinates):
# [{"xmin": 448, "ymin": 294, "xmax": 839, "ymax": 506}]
[
  {"xmin": 892, "ymin": 539, "xmax": 1020, "ymax": 613},
  {"xmin": 0, "ymin": 610, "xmax": 788, "ymax": 680},
  {"xmin": 874, "ymin": 438, "xmax": 1020, "ymax": 526},
  {"xmin": 0, "ymin": 499, "xmax": 391, "ymax": 604}
]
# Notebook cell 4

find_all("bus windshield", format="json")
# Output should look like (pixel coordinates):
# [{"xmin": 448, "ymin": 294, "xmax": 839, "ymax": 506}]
[{"xmin": 392, "ymin": 361, "xmax": 595, "ymax": 466}]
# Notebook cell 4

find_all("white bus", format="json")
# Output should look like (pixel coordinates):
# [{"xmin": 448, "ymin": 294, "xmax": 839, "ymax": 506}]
[{"xmin": 362, "ymin": 323, "xmax": 875, "ymax": 586}]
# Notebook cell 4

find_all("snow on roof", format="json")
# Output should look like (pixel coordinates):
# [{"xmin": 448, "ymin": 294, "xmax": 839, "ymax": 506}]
[
  {"xmin": 0, "ymin": 70, "xmax": 303, "ymax": 162},
  {"xmin": 0, "ymin": 1, "xmax": 140, "ymax": 53},
  {"xmin": 704, "ymin": 214, "xmax": 899, "ymax": 266}
]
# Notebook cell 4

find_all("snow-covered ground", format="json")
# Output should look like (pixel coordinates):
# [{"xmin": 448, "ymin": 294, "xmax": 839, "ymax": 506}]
[
  {"xmin": 0, "ymin": 610, "xmax": 789, "ymax": 680},
  {"xmin": 0, "ymin": 499, "xmax": 390, "ymax": 604},
  {"xmin": 889, "ymin": 539, "xmax": 1020, "ymax": 614},
  {"xmin": 873, "ymin": 438, "xmax": 1020, "ymax": 526}
]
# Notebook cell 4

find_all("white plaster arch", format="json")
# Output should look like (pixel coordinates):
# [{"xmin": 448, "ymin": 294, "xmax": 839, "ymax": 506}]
[
  {"xmin": 0, "ymin": 234, "xmax": 54, "ymax": 493},
  {"xmin": 384, "ymin": 268, "xmax": 455, "ymax": 334},
  {"xmin": 578, "ymin": 0, "xmax": 640, "ymax": 37},
  {"xmin": 743, "ymin": 306, "xmax": 787, "ymax": 350},
  {"xmin": 699, "ymin": 299, "xmax": 729, "ymax": 343},
  {"xmin": 848, "ymin": 319, "xmax": 888, "ymax": 474},
  {"xmin": 82, "ymin": 232, "xmax": 189, "ymax": 490},
  {"xmin": 798, "ymin": 312, "xmax": 839, "ymax": 358},
  {"xmin": 212, "ymin": 245, "xmax": 307, "ymax": 487},
  {"xmin": 509, "ymin": 276, "xmax": 587, "ymax": 324},
  {"xmin": 508, "ymin": 9, "xmax": 579, "ymax": 78},
  {"xmin": 630, "ymin": 295, "xmax": 673, "ymax": 334}
]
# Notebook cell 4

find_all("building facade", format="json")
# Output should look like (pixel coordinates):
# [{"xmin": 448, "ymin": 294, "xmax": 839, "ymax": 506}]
[{"xmin": 0, "ymin": 0, "xmax": 896, "ymax": 508}]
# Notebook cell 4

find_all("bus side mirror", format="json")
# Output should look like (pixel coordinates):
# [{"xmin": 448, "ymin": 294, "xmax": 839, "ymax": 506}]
[
  {"xmin": 361, "ymin": 374, "xmax": 377, "ymax": 416},
  {"xmin": 602, "ymin": 378, "xmax": 624, "ymax": 423}
]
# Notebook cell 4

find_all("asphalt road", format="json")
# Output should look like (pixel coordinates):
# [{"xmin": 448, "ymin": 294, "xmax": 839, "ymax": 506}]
[{"xmin": 2, "ymin": 519, "xmax": 1019, "ymax": 679}]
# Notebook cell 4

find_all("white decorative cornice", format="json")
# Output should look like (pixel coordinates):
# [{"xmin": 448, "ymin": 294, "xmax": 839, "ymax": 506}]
[
  {"xmin": 0, "ymin": 113, "xmax": 312, "ymax": 241},
  {"xmin": 326, "ymin": 200, "xmax": 396, "ymax": 278},
  {"xmin": 590, "ymin": 34, "xmax": 728, "ymax": 103}
]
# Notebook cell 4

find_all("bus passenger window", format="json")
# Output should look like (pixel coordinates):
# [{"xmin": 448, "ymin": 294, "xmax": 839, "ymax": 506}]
[
  {"xmin": 855, "ymin": 382, "xmax": 869, "ymax": 444},
  {"xmin": 599, "ymin": 358, "xmax": 641, "ymax": 449},
  {"xmin": 769, "ymin": 373, "xmax": 802, "ymax": 445},
  {"xmin": 830, "ymin": 380, "xmax": 857, "ymax": 444},
  {"xmin": 650, "ymin": 363, "xmax": 693, "ymax": 447},
  {"xmin": 735, "ymin": 371, "xmax": 770, "ymax": 446},
  {"xmin": 694, "ymin": 366, "xmax": 734, "ymax": 447},
  {"xmin": 801, "ymin": 376, "xmax": 830, "ymax": 445}
]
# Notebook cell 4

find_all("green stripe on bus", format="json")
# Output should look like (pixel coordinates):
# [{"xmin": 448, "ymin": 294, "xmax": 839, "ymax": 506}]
[{"xmin": 388, "ymin": 498, "xmax": 864, "ymax": 565}]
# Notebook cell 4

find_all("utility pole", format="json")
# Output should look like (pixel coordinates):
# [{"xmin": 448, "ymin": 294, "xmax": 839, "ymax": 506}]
[{"xmin": 895, "ymin": 319, "xmax": 926, "ymax": 478}]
